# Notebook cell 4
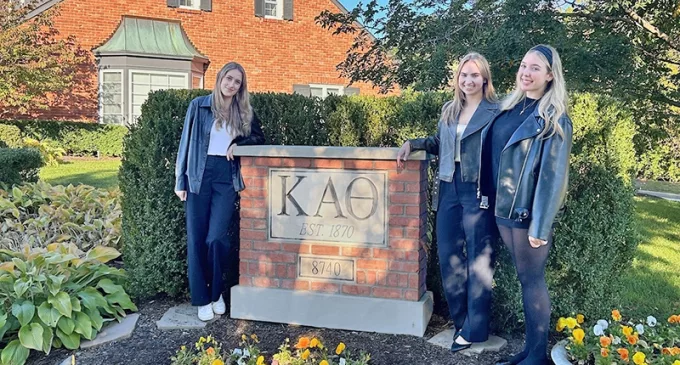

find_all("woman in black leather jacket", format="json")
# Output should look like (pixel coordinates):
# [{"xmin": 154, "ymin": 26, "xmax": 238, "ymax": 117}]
[
  {"xmin": 484, "ymin": 45, "xmax": 573, "ymax": 365},
  {"xmin": 397, "ymin": 52, "xmax": 500, "ymax": 353}
]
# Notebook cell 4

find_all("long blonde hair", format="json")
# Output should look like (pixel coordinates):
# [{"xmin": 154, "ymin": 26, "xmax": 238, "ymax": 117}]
[
  {"xmin": 441, "ymin": 52, "xmax": 497, "ymax": 124},
  {"xmin": 501, "ymin": 45, "xmax": 568, "ymax": 138},
  {"xmin": 211, "ymin": 62, "xmax": 253, "ymax": 136}
]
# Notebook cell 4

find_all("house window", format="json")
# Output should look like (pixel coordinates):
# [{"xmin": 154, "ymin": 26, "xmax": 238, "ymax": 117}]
[
  {"xmin": 264, "ymin": 0, "xmax": 282, "ymax": 19},
  {"xmin": 179, "ymin": 0, "xmax": 200, "ymax": 10},
  {"xmin": 130, "ymin": 71, "xmax": 188, "ymax": 122},
  {"xmin": 99, "ymin": 70, "xmax": 124, "ymax": 124},
  {"xmin": 310, "ymin": 84, "xmax": 344, "ymax": 98}
]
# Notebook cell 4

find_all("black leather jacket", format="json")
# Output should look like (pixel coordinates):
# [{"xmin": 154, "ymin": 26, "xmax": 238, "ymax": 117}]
[
  {"xmin": 481, "ymin": 108, "xmax": 573, "ymax": 241},
  {"xmin": 408, "ymin": 99, "xmax": 500, "ymax": 210}
]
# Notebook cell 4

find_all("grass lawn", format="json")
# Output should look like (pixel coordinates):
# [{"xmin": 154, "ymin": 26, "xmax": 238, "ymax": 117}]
[
  {"xmin": 620, "ymin": 196, "xmax": 680, "ymax": 319},
  {"xmin": 40, "ymin": 158, "xmax": 121, "ymax": 189},
  {"xmin": 636, "ymin": 179, "xmax": 680, "ymax": 195}
]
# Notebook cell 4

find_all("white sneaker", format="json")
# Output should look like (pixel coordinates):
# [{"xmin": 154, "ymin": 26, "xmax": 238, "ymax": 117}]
[
  {"xmin": 212, "ymin": 295, "xmax": 226, "ymax": 315},
  {"xmin": 198, "ymin": 303, "xmax": 214, "ymax": 321}
]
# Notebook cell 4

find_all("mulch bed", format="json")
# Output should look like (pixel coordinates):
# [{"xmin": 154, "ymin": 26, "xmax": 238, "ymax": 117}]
[{"xmin": 27, "ymin": 296, "xmax": 525, "ymax": 365}]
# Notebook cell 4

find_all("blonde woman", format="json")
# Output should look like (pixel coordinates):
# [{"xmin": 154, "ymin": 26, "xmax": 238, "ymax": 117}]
[
  {"xmin": 175, "ymin": 62, "xmax": 265, "ymax": 321},
  {"xmin": 482, "ymin": 45, "xmax": 573, "ymax": 365},
  {"xmin": 397, "ymin": 52, "xmax": 500, "ymax": 352}
]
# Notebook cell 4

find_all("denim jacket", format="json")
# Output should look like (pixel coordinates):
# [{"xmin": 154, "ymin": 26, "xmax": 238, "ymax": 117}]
[{"xmin": 174, "ymin": 95, "xmax": 265, "ymax": 194}]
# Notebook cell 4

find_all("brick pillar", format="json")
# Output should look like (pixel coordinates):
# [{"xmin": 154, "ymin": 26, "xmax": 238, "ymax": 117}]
[{"xmin": 231, "ymin": 146, "xmax": 433, "ymax": 336}]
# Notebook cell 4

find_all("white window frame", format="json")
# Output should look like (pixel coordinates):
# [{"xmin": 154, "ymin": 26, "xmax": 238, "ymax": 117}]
[
  {"xmin": 309, "ymin": 84, "xmax": 345, "ymax": 99},
  {"xmin": 264, "ymin": 0, "xmax": 283, "ymax": 19},
  {"xmin": 128, "ymin": 69, "xmax": 189, "ymax": 123},
  {"xmin": 178, "ymin": 0, "xmax": 200, "ymax": 10},
  {"xmin": 98, "ymin": 69, "xmax": 124, "ymax": 125}
]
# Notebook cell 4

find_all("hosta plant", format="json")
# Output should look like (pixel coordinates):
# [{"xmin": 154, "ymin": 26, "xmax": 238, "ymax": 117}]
[
  {"xmin": 0, "ymin": 182, "xmax": 122, "ymax": 251},
  {"xmin": 0, "ymin": 244, "xmax": 137, "ymax": 365}
]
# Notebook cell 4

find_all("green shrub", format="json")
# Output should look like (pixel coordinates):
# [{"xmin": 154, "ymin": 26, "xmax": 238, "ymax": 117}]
[
  {"xmin": 491, "ymin": 161, "xmax": 639, "ymax": 333},
  {"xmin": 0, "ymin": 148, "xmax": 43, "ymax": 186},
  {"xmin": 120, "ymin": 89, "xmax": 640, "ymax": 329},
  {"xmin": 22, "ymin": 138, "xmax": 66, "ymax": 166},
  {"xmin": 0, "ymin": 125, "xmax": 23, "ymax": 149},
  {"xmin": 0, "ymin": 244, "xmax": 137, "ymax": 365},
  {"xmin": 0, "ymin": 120, "xmax": 128, "ymax": 157},
  {"xmin": 0, "ymin": 182, "xmax": 122, "ymax": 252}
]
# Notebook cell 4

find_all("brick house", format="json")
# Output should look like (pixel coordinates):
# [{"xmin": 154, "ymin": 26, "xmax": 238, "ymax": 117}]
[{"xmin": 21, "ymin": 0, "xmax": 377, "ymax": 123}]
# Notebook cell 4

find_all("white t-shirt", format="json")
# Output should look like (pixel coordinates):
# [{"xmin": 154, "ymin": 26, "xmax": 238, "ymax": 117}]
[
  {"xmin": 455, "ymin": 124, "xmax": 467, "ymax": 162},
  {"xmin": 207, "ymin": 120, "xmax": 233, "ymax": 156}
]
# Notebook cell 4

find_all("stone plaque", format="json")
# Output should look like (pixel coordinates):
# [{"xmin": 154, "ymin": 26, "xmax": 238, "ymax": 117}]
[
  {"xmin": 298, "ymin": 256, "xmax": 355, "ymax": 282},
  {"xmin": 269, "ymin": 168, "xmax": 387, "ymax": 246}
]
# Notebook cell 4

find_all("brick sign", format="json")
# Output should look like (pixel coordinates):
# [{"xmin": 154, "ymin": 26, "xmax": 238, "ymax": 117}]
[{"xmin": 269, "ymin": 168, "xmax": 387, "ymax": 246}]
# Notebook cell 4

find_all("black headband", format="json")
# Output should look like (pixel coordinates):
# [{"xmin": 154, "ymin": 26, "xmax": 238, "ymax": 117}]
[{"xmin": 531, "ymin": 45, "xmax": 553, "ymax": 67}]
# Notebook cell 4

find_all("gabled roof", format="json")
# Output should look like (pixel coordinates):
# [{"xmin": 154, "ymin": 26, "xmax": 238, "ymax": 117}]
[{"xmin": 93, "ymin": 16, "xmax": 207, "ymax": 61}]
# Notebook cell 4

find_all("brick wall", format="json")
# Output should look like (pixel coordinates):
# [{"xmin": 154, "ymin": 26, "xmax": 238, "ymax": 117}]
[
  {"xmin": 238, "ymin": 156, "xmax": 428, "ymax": 302},
  {"xmin": 12, "ymin": 0, "xmax": 379, "ymax": 120}
]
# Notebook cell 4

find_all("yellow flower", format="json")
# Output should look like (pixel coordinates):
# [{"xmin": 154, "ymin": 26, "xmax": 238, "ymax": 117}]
[
  {"xmin": 242, "ymin": 334, "xmax": 247, "ymax": 341},
  {"xmin": 572, "ymin": 328, "xmax": 585, "ymax": 345},
  {"xmin": 310, "ymin": 338, "xmax": 320, "ymax": 348},
  {"xmin": 672, "ymin": 361, "xmax": 680, "ymax": 365},
  {"xmin": 556, "ymin": 317, "xmax": 567, "ymax": 332},
  {"xmin": 251, "ymin": 334, "xmax": 259, "ymax": 342},
  {"xmin": 632, "ymin": 351, "xmax": 645, "ymax": 365},
  {"xmin": 576, "ymin": 314, "xmax": 585, "ymax": 324},
  {"xmin": 320, "ymin": 361, "xmax": 329, "ymax": 365},
  {"xmin": 211, "ymin": 360, "xmax": 224, "ymax": 365},
  {"xmin": 180, "ymin": 345, "xmax": 186, "ymax": 351},
  {"xmin": 336, "ymin": 342, "xmax": 346, "ymax": 355},
  {"xmin": 301, "ymin": 349, "xmax": 311, "ymax": 360},
  {"xmin": 565, "ymin": 317, "xmax": 578, "ymax": 329},
  {"xmin": 256, "ymin": 356, "xmax": 265, "ymax": 365},
  {"xmin": 200, "ymin": 336, "xmax": 207, "ymax": 343},
  {"xmin": 622, "ymin": 325, "xmax": 634, "ymax": 336},
  {"xmin": 612, "ymin": 310, "xmax": 622, "ymax": 321}
]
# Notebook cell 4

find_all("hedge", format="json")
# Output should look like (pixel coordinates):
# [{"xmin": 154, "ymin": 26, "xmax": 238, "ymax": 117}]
[
  {"xmin": 119, "ymin": 90, "xmax": 639, "ymax": 334},
  {"xmin": 0, "ymin": 120, "xmax": 128, "ymax": 157},
  {"xmin": 0, "ymin": 148, "xmax": 44, "ymax": 186}
]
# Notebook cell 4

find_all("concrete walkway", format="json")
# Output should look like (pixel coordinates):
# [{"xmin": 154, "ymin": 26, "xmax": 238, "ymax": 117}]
[{"xmin": 637, "ymin": 190, "xmax": 680, "ymax": 202}]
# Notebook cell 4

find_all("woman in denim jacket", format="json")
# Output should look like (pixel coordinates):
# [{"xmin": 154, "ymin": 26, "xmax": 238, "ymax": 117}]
[
  {"xmin": 397, "ymin": 52, "xmax": 500, "ymax": 352},
  {"xmin": 174, "ymin": 62, "xmax": 265, "ymax": 321}
]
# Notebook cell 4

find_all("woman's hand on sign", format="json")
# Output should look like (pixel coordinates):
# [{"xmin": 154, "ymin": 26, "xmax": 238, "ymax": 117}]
[
  {"xmin": 396, "ymin": 141, "xmax": 411, "ymax": 169},
  {"xmin": 175, "ymin": 190, "xmax": 187, "ymax": 201},
  {"xmin": 226, "ymin": 144, "xmax": 235, "ymax": 161}
]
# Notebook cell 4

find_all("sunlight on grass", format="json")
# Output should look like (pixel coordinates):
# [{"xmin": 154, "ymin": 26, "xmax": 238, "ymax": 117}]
[
  {"xmin": 40, "ymin": 159, "xmax": 121, "ymax": 189},
  {"xmin": 620, "ymin": 197, "xmax": 680, "ymax": 318}
]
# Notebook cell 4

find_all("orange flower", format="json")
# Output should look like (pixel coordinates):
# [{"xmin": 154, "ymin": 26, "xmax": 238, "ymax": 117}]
[
  {"xmin": 206, "ymin": 347, "xmax": 215, "ymax": 355},
  {"xmin": 600, "ymin": 336, "xmax": 612, "ymax": 347},
  {"xmin": 669, "ymin": 315, "xmax": 679, "ymax": 324},
  {"xmin": 618, "ymin": 348, "xmax": 629, "ymax": 361},
  {"xmin": 601, "ymin": 348, "xmax": 609, "ymax": 358},
  {"xmin": 671, "ymin": 347, "xmax": 680, "ymax": 356},
  {"xmin": 663, "ymin": 348, "xmax": 672, "ymax": 355},
  {"xmin": 612, "ymin": 310, "xmax": 622, "ymax": 321},
  {"xmin": 295, "ymin": 337, "xmax": 311, "ymax": 349},
  {"xmin": 627, "ymin": 335, "xmax": 638, "ymax": 345}
]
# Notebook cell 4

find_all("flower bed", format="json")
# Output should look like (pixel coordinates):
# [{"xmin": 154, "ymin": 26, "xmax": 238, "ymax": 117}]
[
  {"xmin": 556, "ymin": 310, "xmax": 680, "ymax": 364},
  {"xmin": 171, "ymin": 335, "xmax": 371, "ymax": 365}
]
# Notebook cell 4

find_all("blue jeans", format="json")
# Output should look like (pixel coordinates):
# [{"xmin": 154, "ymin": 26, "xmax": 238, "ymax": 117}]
[
  {"xmin": 185, "ymin": 156, "xmax": 238, "ymax": 306},
  {"xmin": 436, "ymin": 165, "xmax": 496, "ymax": 342}
]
